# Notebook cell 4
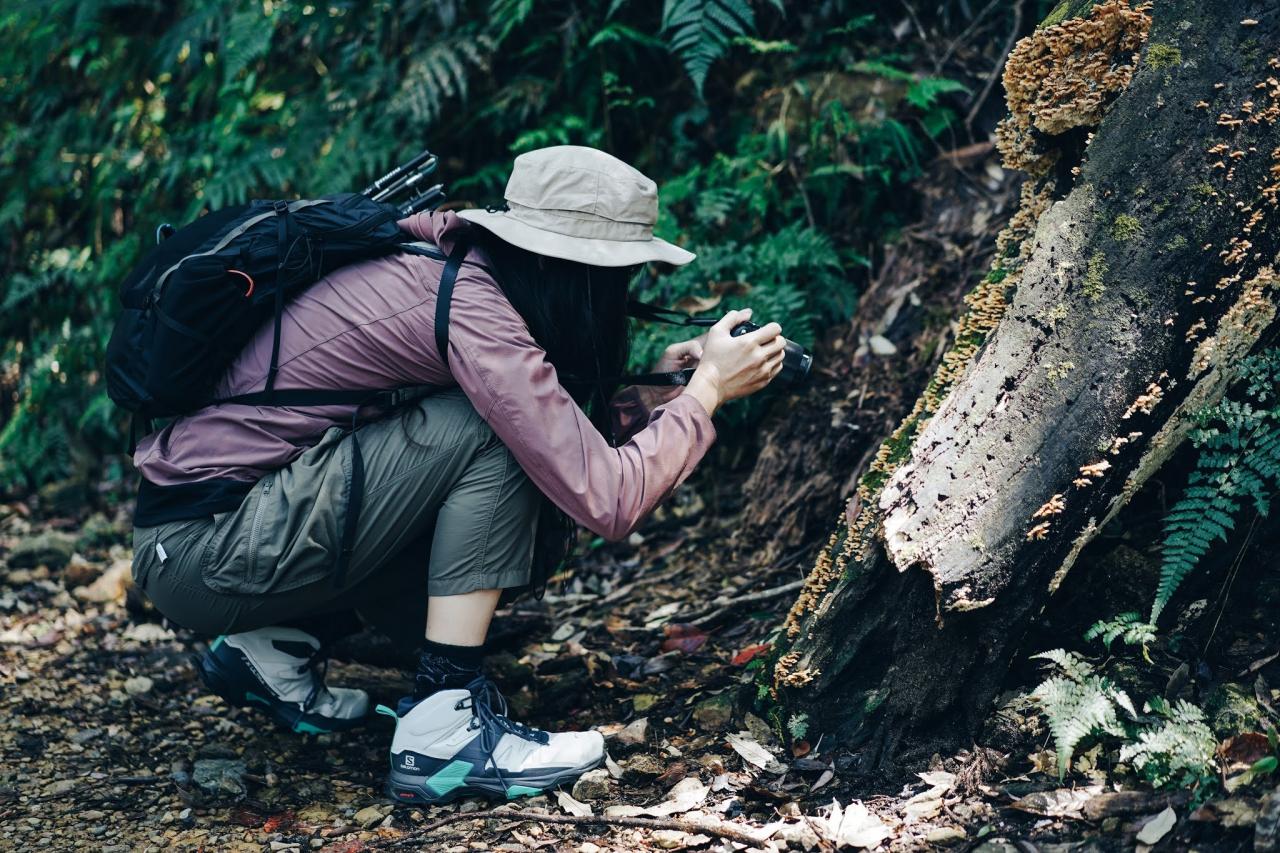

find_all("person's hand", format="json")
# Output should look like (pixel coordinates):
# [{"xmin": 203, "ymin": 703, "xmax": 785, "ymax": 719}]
[
  {"xmin": 654, "ymin": 332, "xmax": 708, "ymax": 373},
  {"xmin": 683, "ymin": 308, "xmax": 784, "ymax": 417}
]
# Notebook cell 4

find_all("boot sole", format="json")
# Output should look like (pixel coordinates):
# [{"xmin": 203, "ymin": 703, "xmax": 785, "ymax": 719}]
[
  {"xmin": 197, "ymin": 639, "xmax": 365, "ymax": 735},
  {"xmin": 386, "ymin": 754, "xmax": 604, "ymax": 805}
]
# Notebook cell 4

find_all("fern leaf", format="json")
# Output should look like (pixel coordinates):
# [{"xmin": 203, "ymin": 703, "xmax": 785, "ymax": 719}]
[
  {"xmin": 394, "ymin": 37, "xmax": 493, "ymax": 128},
  {"xmin": 1119, "ymin": 700, "xmax": 1216, "ymax": 788},
  {"xmin": 221, "ymin": 8, "xmax": 276, "ymax": 85},
  {"xmin": 1032, "ymin": 674, "xmax": 1121, "ymax": 778},
  {"xmin": 662, "ymin": 0, "xmax": 756, "ymax": 96}
]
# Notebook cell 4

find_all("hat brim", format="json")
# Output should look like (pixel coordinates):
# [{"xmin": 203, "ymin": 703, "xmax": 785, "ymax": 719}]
[{"xmin": 456, "ymin": 209, "xmax": 695, "ymax": 267}]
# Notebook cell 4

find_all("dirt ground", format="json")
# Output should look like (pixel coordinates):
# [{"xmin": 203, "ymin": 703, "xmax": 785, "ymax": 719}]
[{"xmin": 2, "ymin": 482, "xmax": 1272, "ymax": 853}]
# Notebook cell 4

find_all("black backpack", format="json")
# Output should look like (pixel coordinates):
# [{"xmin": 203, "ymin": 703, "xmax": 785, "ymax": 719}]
[
  {"xmin": 104, "ymin": 192, "xmax": 467, "ymax": 423},
  {"xmin": 107, "ymin": 166, "xmax": 465, "ymax": 587}
]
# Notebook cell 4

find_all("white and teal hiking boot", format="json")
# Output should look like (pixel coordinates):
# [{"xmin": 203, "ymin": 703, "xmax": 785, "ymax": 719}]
[
  {"xmin": 197, "ymin": 627, "xmax": 370, "ymax": 734},
  {"xmin": 381, "ymin": 676, "xmax": 604, "ymax": 804}
]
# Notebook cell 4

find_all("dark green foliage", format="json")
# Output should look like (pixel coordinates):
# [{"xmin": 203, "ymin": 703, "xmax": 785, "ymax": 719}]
[
  {"xmin": 1153, "ymin": 348, "xmax": 1280, "ymax": 622},
  {"xmin": 1084, "ymin": 611, "xmax": 1157, "ymax": 654},
  {"xmin": 661, "ymin": 0, "xmax": 770, "ymax": 97},
  {"xmin": 0, "ymin": 0, "xmax": 970, "ymax": 492},
  {"xmin": 1118, "ymin": 697, "xmax": 1217, "ymax": 791},
  {"xmin": 1030, "ymin": 649, "xmax": 1217, "ymax": 790},
  {"xmin": 1030, "ymin": 649, "xmax": 1133, "ymax": 778}
]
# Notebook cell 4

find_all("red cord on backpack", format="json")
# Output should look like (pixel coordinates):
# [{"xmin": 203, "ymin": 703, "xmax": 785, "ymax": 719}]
[{"xmin": 228, "ymin": 269, "xmax": 255, "ymax": 298}]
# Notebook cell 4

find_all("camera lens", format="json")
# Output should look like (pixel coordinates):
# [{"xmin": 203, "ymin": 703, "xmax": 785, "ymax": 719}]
[{"xmin": 778, "ymin": 340, "xmax": 812, "ymax": 388}]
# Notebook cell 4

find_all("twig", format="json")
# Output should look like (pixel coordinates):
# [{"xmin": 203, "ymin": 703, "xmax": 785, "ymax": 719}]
[
  {"xmin": 964, "ymin": 0, "xmax": 1024, "ymax": 133},
  {"xmin": 380, "ymin": 807, "xmax": 771, "ymax": 848},
  {"xmin": 678, "ymin": 578, "xmax": 808, "ymax": 627},
  {"xmin": 897, "ymin": 0, "xmax": 939, "ymax": 72},
  {"xmin": 111, "ymin": 775, "xmax": 161, "ymax": 785},
  {"xmin": 938, "ymin": 0, "xmax": 1005, "ymax": 68},
  {"xmin": 1204, "ymin": 511, "xmax": 1260, "ymax": 652}
]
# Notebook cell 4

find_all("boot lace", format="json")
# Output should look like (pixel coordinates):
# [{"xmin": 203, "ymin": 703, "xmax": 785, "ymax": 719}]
[
  {"xmin": 296, "ymin": 644, "xmax": 332, "ymax": 712},
  {"xmin": 453, "ymin": 675, "xmax": 550, "ymax": 793},
  {"xmin": 458, "ymin": 675, "xmax": 549, "ymax": 746}
]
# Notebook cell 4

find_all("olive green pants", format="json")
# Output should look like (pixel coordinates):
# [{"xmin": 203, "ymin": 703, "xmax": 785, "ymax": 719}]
[{"xmin": 131, "ymin": 390, "xmax": 539, "ymax": 647}]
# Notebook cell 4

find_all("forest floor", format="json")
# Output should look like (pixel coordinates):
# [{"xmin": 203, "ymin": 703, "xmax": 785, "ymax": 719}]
[{"xmin": 1, "ymin": 488, "xmax": 1271, "ymax": 853}]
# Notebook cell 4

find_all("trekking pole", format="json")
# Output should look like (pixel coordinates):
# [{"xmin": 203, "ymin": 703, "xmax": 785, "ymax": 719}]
[
  {"xmin": 399, "ymin": 184, "xmax": 447, "ymax": 216},
  {"xmin": 373, "ymin": 160, "xmax": 440, "ymax": 204},
  {"xmin": 362, "ymin": 149, "xmax": 436, "ymax": 199}
]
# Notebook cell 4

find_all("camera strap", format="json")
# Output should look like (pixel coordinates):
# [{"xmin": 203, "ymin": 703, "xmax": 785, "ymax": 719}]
[
  {"xmin": 579, "ymin": 300, "xmax": 717, "ymax": 388},
  {"xmin": 626, "ymin": 300, "xmax": 717, "ymax": 328}
]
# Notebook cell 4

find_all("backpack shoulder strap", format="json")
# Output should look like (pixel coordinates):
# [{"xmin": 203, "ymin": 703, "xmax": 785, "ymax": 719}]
[{"xmin": 434, "ymin": 237, "xmax": 471, "ymax": 370}]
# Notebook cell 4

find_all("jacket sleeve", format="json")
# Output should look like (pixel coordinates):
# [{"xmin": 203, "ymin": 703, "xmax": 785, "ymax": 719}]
[
  {"xmin": 609, "ymin": 384, "xmax": 685, "ymax": 445},
  {"xmin": 445, "ymin": 273, "xmax": 717, "ymax": 541}
]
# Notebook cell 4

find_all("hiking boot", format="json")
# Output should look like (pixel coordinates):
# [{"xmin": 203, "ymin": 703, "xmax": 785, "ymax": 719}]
[
  {"xmin": 382, "ymin": 676, "xmax": 604, "ymax": 803},
  {"xmin": 197, "ymin": 627, "xmax": 370, "ymax": 734}
]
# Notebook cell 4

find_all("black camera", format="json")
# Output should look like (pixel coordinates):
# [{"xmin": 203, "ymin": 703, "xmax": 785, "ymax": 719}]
[{"xmin": 730, "ymin": 322, "xmax": 813, "ymax": 389}]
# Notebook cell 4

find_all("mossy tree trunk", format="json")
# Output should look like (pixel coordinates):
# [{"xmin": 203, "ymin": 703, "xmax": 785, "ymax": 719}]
[{"xmin": 772, "ymin": 0, "xmax": 1280, "ymax": 771}]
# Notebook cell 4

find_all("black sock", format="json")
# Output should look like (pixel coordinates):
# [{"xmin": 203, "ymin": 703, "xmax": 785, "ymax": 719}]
[{"xmin": 413, "ymin": 640, "xmax": 484, "ymax": 700}]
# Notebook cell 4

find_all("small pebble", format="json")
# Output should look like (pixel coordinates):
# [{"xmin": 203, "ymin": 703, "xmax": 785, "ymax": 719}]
[{"xmin": 123, "ymin": 676, "xmax": 153, "ymax": 696}]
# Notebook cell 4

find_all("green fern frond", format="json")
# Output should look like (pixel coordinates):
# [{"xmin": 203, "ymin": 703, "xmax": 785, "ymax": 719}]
[
  {"xmin": 1031, "ymin": 649, "xmax": 1094, "ymax": 681},
  {"xmin": 662, "ymin": 0, "xmax": 757, "ymax": 96},
  {"xmin": 1152, "ymin": 348, "xmax": 1280, "ymax": 622},
  {"xmin": 1119, "ymin": 700, "xmax": 1216, "ymax": 789},
  {"xmin": 1085, "ymin": 612, "xmax": 1157, "ymax": 653},
  {"xmin": 1030, "ymin": 651, "xmax": 1135, "ymax": 778},
  {"xmin": 394, "ymin": 37, "xmax": 494, "ymax": 128},
  {"xmin": 221, "ymin": 7, "xmax": 277, "ymax": 85}
]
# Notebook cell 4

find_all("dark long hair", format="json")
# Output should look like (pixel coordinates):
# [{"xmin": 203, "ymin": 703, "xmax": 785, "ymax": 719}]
[{"xmin": 473, "ymin": 227, "xmax": 639, "ymax": 590}]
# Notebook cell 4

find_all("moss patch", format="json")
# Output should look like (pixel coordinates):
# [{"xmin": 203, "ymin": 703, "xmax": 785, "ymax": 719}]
[
  {"xmin": 1111, "ymin": 213, "xmax": 1143, "ymax": 242},
  {"xmin": 1039, "ymin": 0, "xmax": 1099, "ymax": 29},
  {"xmin": 1164, "ymin": 234, "xmax": 1188, "ymax": 252},
  {"xmin": 1145, "ymin": 43, "xmax": 1182, "ymax": 70},
  {"xmin": 1084, "ymin": 251, "xmax": 1108, "ymax": 301}
]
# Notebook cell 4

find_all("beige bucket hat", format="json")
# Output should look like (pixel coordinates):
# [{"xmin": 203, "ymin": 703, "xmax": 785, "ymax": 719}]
[{"xmin": 457, "ymin": 145, "xmax": 695, "ymax": 268}]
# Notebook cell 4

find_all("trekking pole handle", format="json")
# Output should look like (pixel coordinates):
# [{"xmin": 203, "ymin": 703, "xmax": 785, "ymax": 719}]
[
  {"xmin": 362, "ymin": 149, "xmax": 436, "ymax": 197},
  {"xmin": 372, "ymin": 161, "xmax": 439, "ymax": 204},
  {"xmin": 399, "ymin": 184, "xmax": 447, "ymax": 216}
]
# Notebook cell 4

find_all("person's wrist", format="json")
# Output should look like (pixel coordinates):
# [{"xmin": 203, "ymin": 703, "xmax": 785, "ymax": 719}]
[{"xmin": 685, "ymin": 365, "xmax": 722, "ymax": 417}]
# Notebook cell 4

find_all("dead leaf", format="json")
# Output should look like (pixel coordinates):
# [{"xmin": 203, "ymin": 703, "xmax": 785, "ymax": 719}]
[
  {"xmin": 1027, "ymin": 749, "xmax": 1058, "ymax": 775},
  {"xmin": 1241, "ymin": 651, "xmax": 1279, "ymax": 677},
  {"xmin": 642, "ymin": 776, "xmax": 709, "ymax": 817},
  {"xmin": 73, "ymin": 559, "xmax": 131, "ymax": 603},
  {"xmin": 1011, "ymin": 785, "xmax": 1103, "ymax": 819},
  {"xmin": 661, "ymin": 623, "xmax": 709, "ymax": 654},
  {"xmin": 915, "ymin": 770, "xmax": 956, "ymax": 795},
  {"xmin": 1191, "ymin": 797, "xmax": 1260, "ymax": 829},
  {"xmin": 556, "ymin": 789, "xmax": 593, "ymax": 817},
  {"xmin": 819, "ymin": 800, "xmax": 892, "ymax": 849},
  {"xmin": 708, "ymin": 280, "xmax": 751, "ymax": 297},
  {"xmin": 673, "ymin": 294, "xmax": 722, "ymax": 314},
  {"xmin": 653, "ymin": 762, "xmax": 688, "ymax": 788},
  {"xmin": 1220, "ymin": 732, "xmax": 1272, "ymax": 768},
  {"xmin": 811, "ymin": 768, "xmax": 836, "ymax": 793},
  {"xmin": 1136, "ymin": 807, "xmax": 1176, "ymax": 845},
  {"xmin": 902, "ymin": 797, "xmax": 942, "ymax": 823},
  {"xmin": 726, "ymin": 732, "xmax": 776, "ymax": 770},
  {"xmin": 731, "ymin": 643, "xmax": 772, "ymax": 666},
  {"xmin": 902, "ymin": 770, "xmax": 956, "ymax": 824}
]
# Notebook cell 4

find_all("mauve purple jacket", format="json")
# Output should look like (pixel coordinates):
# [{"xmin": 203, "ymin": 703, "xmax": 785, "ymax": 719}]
[{"xmin": 133, "ymin": 212, "xmax": 716, "ymax": 541}]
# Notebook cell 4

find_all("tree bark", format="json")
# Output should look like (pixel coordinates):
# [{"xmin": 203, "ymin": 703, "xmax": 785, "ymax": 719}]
[
  {"xmin": 772, "ymin": 0, "xmax": 1280, "ymax": 771},
  {"xmin": 732, "ymin": 143, "xmax": 1019, "ymax": 571}
]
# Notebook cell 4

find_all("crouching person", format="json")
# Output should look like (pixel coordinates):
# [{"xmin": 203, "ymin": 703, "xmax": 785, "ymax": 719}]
[{"xmin": 128, "ymin": 146, "xmax": 785, "ymax": 802}]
